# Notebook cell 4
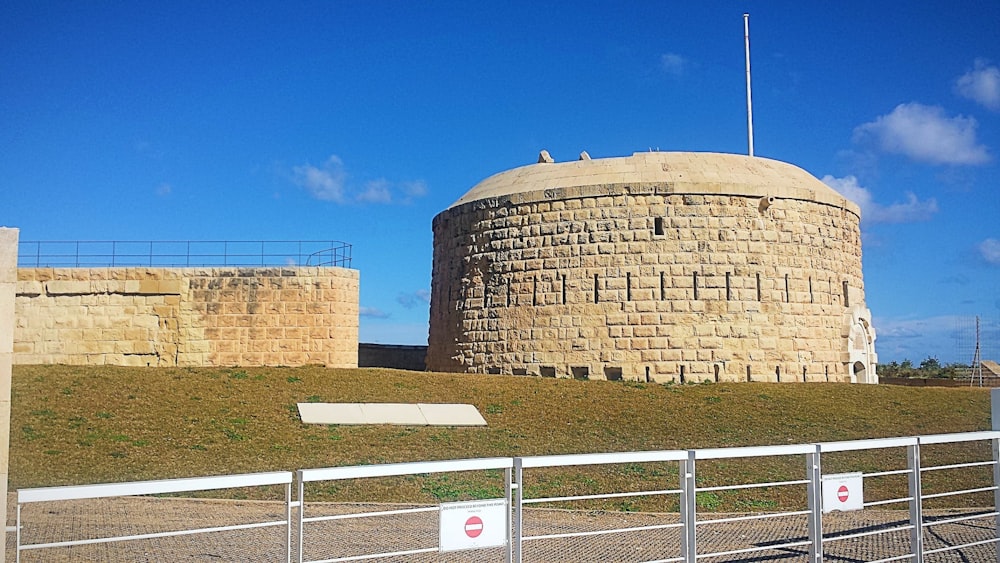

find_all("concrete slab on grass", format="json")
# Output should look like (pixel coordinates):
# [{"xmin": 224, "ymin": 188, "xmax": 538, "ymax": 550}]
[
  {"xmin": 361, "ymin": 403, "xmax": 426, "ymax": 425},
  {"xmin": 418, "ymin": 403, "xmax": 487, "ymax": 426},
  {"xmin": 297, "ymin": 403, "xmax": 488, "ymax": 426},
  {"xmin": 297, "ymin": 402, "xmax": 365, "ymax": 425}
]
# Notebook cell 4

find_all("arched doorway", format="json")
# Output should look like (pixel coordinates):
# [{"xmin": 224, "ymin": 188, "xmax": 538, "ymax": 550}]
[
  {"xmin": 846, "ymin": 307, "xmax": 878, "ymax": 384},
  {"xmin": 853, "ymin": 361, "xmax": 867, "ymax": 383}
]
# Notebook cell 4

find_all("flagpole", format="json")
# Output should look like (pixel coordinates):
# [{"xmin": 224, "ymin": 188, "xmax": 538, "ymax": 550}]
[{"xmin": 744, "ymin": 13, "xmax": 755, "ymax": 157}]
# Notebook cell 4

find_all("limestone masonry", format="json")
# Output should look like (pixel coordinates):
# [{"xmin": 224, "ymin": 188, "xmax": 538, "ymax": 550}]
[
  {"xmin": 427, "ymin": 151, "xmax": 878, "ymax": 383},
  {"xmin": 14, "ymin": 266, "xmax": 358, "ymax": 368}
]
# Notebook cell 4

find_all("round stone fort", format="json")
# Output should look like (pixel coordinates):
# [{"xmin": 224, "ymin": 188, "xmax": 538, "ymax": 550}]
[{"xmin": 427, "ymin": 151, "xmax": 877, "ymax": 383}]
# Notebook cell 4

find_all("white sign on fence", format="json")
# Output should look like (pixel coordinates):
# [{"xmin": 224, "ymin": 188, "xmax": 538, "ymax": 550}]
[
  {"xmin": 822, "ymin": 472, "xmax": 864, "ymax": 513},
  {"xmin": 439, "ymin": 498, "xmax": 507, "ymax": 552}
]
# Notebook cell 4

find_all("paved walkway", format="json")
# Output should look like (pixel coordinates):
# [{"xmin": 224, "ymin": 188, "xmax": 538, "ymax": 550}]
[{"xmin": 5, "ymin": 495, "xmax": 997, "ymax": 561}]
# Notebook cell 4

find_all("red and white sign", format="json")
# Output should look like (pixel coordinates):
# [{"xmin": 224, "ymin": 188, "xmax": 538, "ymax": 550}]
[
  {"xmin": 439, "ymin": 498, "xmax": 507, "ymax": 552},
  {"xmin": 465, "ymin": 515, "xmax": 483, "ymax": 538},
  {"xmin": 837, "ymin": 485, "xmax": 849, "ymax": 503},
  {"xmin": 822, "ymin": 472, "xmax": 863, "ymax": 513}
]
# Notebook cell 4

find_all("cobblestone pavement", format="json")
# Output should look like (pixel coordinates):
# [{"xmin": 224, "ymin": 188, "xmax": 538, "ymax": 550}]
[{"xmin": 5, "ymin": 495, "xmax": 997, "ymax": 562}]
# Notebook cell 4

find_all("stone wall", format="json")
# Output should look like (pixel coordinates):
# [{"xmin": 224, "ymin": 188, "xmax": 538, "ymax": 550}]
[
  {"xmin": 428, "ymin": 152, "xmax": 876, "ymax": 383},
  {"xmin": 358, "ymin": 343, "xmax": 427, "ymax": 371},
  {"xmin": 14, "ymin": 266, "xmax": 358, "ymax": 367}
]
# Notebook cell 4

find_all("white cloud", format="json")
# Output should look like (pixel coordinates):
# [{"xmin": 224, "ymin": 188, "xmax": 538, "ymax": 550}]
[
  {"xmin": 397, "ymin": 289, "xmax": 431, "ymax": 309},
  {"xmin": 356, "ymin": 179, "xmax": 393, "ymax": 204},
  {"xmin": 980, "ymin": 238, "xmax": 1000, "ymax": 265},
  {"xmin": 402, "ymin": 180, "xmax": 427, "ymax": 198},
  {"xmin": 293, "ymin": 155, "xmax": 347, "ymax": 203},
  {"xmin": 660, "ymin": 53, "xmax": 687, "ymax": 76},
  {"xmin": 821, "ymin": 175, "xmax": 937, "ymax": 224},
  {"xmin": 955, "ymin": 59, "xmax": 1000, "ymax": 111},
  {"xmin": 292, "ymin": 155, "xmax": 427, "ymax": 205},
  {"xmin": 853, "ymin": 103, "xmax": 990, "ymax": 165},
  {"xmin": 359, "ymin": 306, "xmax": 390, "ymax": 319},
  {"xmin": 874, "ymin": 314, "xmax": 996, "ymax": 364}
]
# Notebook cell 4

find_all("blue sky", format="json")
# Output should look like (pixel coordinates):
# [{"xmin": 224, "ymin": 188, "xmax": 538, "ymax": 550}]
[{"xmin": 2, "ymin": 1, "xmax": 998, "ymax": 365}]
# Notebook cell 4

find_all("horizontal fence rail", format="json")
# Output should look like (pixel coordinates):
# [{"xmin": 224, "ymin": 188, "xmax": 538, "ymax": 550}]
[
  {"xmin": 17, "ymin": 240, "xmax": 352, "ymax": 268},
  {"xmin": 297, "ymin": 457, "xmax": 514, "ymax": 563},
  {"xmin": 16, "ymin": 471, "xmax": 294, "ymax": 563},
  {"xmin": 11, "ymin": 432, "xmax": 1000, "ymax": 562}
]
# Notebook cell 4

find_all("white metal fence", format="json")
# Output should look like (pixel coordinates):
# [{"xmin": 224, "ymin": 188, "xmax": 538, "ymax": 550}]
[
  {"xmin": 12, "ymin": 432, "xmax": 1000, "ymax": 562},
  {"xmin": 15, "ymin": 471, "xmax": 293, "ymax": 562}
]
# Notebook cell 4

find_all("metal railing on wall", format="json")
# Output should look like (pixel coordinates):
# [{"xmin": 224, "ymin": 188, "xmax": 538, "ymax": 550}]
[{"xmin": 16, "ymin": 240, "xmax": 352, "ymax": 269}]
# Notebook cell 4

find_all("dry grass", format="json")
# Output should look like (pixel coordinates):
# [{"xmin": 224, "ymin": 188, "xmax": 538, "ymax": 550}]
[{"xmin": 10, "ymin": 365, "xmax": 993, "ymax": 511}]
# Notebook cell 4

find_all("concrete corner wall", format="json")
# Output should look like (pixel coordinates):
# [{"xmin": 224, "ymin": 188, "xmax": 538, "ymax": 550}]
[
  {"xmin": 0, "ymin": 227, "xmax": 18, "ymax": 563},
  {"xmin": 14, "ymin": 266, "xmax": 359, "ymax": 368}
]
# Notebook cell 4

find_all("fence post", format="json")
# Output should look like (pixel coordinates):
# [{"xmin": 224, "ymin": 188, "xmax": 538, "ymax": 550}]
[
  {"xmin": 993, "ymin": 437, "xmax": 1000, "ymax": 563},
  {"xmin": 505, "ymin": 465, "xmax": 514, "ymax": 563},
  {"xmin": 680, "ymin": 451, "xmax": 697, "ymax": 563},
  {"xmin": 806, "ymin": 447, "xmax": 823, "ymax": 562},
  {"xmin": 908, "ymin": 442, "xmax": 923, "ymax": 563},
  {"xmin": 297, "ymin": 471, "xmax": 305, "ymax": 563},
  {"xmin": 512, "ymin": 458, "xmax": 523, "ymax": 563}
]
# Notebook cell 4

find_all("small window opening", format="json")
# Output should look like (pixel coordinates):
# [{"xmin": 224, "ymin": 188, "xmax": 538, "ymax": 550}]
[
  {"xmin": 693, "ymin": 272, "xmax": 699, "ymax": 300},
  {"xmin": 746, "ymin": 365, "xmax": 752, "ymax": 382},
  {"xmin": 825, "ymin": 365, "xmax": 829, "ymax": 382},
  {"xmin": 594, "ymin": 274, "xmax": 599, "ymax": 304},
  {"xmin": 561, "ymin": 273, "xmax": 567, "ymax": 304},
  {"xmin": 756, "ymin": 273, "xmax": 761, "ymax": 301},
  {"xmin": 645, "ymin": 366, "xmax": 651, "ymax": 383},
  {"xmin": 604, "ymin": 366, "xmax": 623, "ymax": 381},
  {"xmin": 532, "ymin": 276, "xmax": 538, "ymax": 306},
  {"xmin": 512, "ymin": 368, "xmax": 528, "ymax": 376},
  {"xmin": 506, "ymin": 281, "xmax": 511, "ymax": 307},
  {"xmin": 784, "ymin": 274, "xmax": 790, "ymax": 303},
  {"xmin": 660, "ymin": 271, "xmax": 666, "ymax": 301},
  {"xmin": 654, "ymin": 217, "xmax": 665, "ymax": 236},
  {"xmin": 571, "ymin": 366, "xmax": 589, "ymax": 380},
  {"xmin": 626, "ymin": 272, "xmax": 632, "ymax": 301},
  {"xmin": 487, "ymin": 367, "xmax": 501, "ymax": 375},
  {"xmin": 680, "ymin": 365, "xmax": 686, "ymax": 384},
  {"xmin": 802, "ymin": 366, "xmax": 807, "ymax": 382},
  {"xmin": 539, "ymin": 366, "xmax": 556, "ymax": 378},
  {"xmin": 809, "ymin": 277, "xmax": 814, "ymax": 303},
  {"xmin": 843, "ymin": 281, "xmax": 850, "ymax": 308},
  {"xmin": 775, "ymin": 365, "xmax": 781, "ymax": 382},
  {"xmin": 725, "ymin": 272, "xmax": 731, "ymax": 301},
  {"xmin": 714, "ymin": 364, "xmax": 720, "ymax": 383}
]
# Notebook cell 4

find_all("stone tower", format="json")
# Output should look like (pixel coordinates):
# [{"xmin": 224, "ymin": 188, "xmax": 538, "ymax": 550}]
[{"xmin": 427, "ymin": 152, "xmax": 877, "ymax": 383}]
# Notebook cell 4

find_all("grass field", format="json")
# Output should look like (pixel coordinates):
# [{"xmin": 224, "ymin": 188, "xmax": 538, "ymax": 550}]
[{"xmin": 9, "ymin": 365, "xmax": 994, "ymax": 512}]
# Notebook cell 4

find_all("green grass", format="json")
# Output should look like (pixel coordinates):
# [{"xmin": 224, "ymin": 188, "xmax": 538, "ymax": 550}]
[{"xmin": 9, "ymin": 365, "xmax": 994, "ymax": 511}]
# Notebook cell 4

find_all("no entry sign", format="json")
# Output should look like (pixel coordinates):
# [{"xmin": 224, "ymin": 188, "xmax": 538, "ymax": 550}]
[
  {"xmin": 465, "ymin": 515, "xmax": 483, "ymax": 538},
  {"xmin": 439, "ymin": 498, "xmax": 507, "ymax": 552},
  {"xmin": 822, "ymin": 472, "xmax": 864, "ymax": 513}
]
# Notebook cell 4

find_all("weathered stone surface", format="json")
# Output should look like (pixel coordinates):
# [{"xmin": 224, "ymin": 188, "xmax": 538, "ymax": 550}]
[
  {"xmin": 427, "ymin": 152, "xmax": 878, "ymax": 383},
  {"xmin": 14, "ymin": 267, "xmax": 359, "ymax": 368}
]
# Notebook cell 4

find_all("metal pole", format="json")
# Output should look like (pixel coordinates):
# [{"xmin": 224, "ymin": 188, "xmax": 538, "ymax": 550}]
[
  {"xmin": 285, "ymin": 481, "xmax": 292, "ymax": 563},
  {"xmin": 680, "ymin": 452, "xmax": 697, "ymax": 563},
  {"xmin": 505, "ymin": 466, "xmax": 514, "ymax": 563},
  {"xmin": 297, "ymin": 472, "xmax": 305, "ymax": 563},
  {"xmin": 744, "ymin": 13, "xmax": 755, "ymax": 157},
  {"xmin": 807, "ymin": 448, "xmax": 823, "ymax": 562},
  {"xmin": 994, "ymin": 438, "xmax": 1000, "ymax": 563},
  {"xmin": 908, "ymin": 443, "xmax": 924, "ymax": 563},
  {"xmin": 512, "ymin": 459, "xmax": 523, "ymax": 563}
]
